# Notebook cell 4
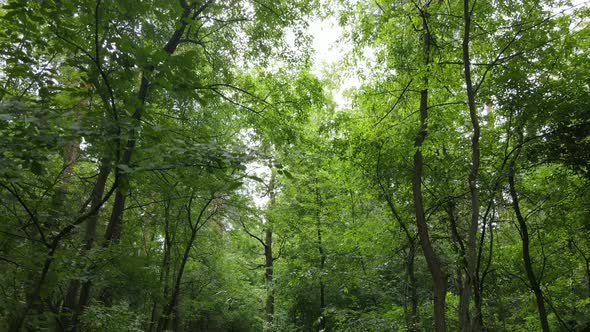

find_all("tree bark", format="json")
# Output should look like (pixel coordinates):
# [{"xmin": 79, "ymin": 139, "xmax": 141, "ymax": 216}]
[
  {"xmin": 508, "ymin": 144, "xmax": 550, "ymax": 332},
  {"xmin": 383, "ymin": 193, "xmax": 419, "ymax": 330},
  {"xmin": 55, "ymin": 109, "xmax": 82, "ymax": 330},
  {"xmin": 8, "ymin": 163, "xmax": 115, "ymax": 332},
  {"xmin": 94, "ymin": 1, "xmax": 207, "ymax": 309},
  {"xmin": 264, "ymin": 227, "xmax": 275, "ymax": 328},
  {"xmin": 447, "ymin": 201, "xmax": 469, "ymax": 331},
  {"xmin": 50, "ymin": 110, "xmax": 80, "ymax": 227},
  {"xmin": 412, "ymin": 4, "xmax": 447, "ymax": 331},
  {"xmin": 407, "ymin": 241, "xmax": 419, "ymax": 331},
  {"xmin": 68, "ymin": 159, "xmax": 112, "ymax": 332},
  {"xmin": 265, "ymin": 173, "xmax": 276, "ymax": 330},
  {"xmin": 475, "ymin": 194, "xmax": 499, "ymax": 329},
  {"xmin": 315, "ymin": 185, "xmax": 326, "ymax": 332},
  {"xmin": 103, "ymin": 0, "xmax": 205, "ymax": 245},
  {"xmin": 462, "ymin": 0, "xmax": 481, "ymax": 330},
  {"xmin": 158, "ymin": 194, "xmax": 215, "ymax": 332},
  {"xmin": 376, "ymin": 144, "xmax": 420, "ymax": 331},
  {"xmin": 149, "ymin": 197, "xmax": 172, "ymax": 332}
]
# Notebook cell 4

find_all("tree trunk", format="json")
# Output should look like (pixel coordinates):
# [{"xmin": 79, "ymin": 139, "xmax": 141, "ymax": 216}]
[
  {"xmin": 62, "ymin": 280, "xmax": 80, "ymax": 326},
  {"xmin": 474, "ymin": 207, "xmax": 489, "ymax": 329},
  {"xmin": 55, "ymin": 110, "xmax": 82, "ymax": 330},
  {"xmin": 158, "ymin": 194, "xmax": 215, "ymax": 332},
  {"xmin": 102, "ymin": 0, "xmax": 207, "ymax": 249},
  {"xmin": 94, "ymin": 2, "xmax": 203, "ymax": 308},
  {"xmin": 447, "ymin": 201, "xmax": 470, "ymax": 331},
  {"xmin": 475, "ymin": 138, "xmax": 509, "ymax": 330},
  {"xmin": 315, "ymin": 187, "xmax": 326, "ymax": 331},
  {"xmin": 508, "ymin": 144, "xmax": 550, "ymax": 332},
  {"xmin": 462, "ymin": 0, "xmax": 481, "ymax": 330},
  {"xmin": 412, "ymin": 4, "xmax": 447, "ymax": 331},
  {"xmin": 377, "ymin": 145, "xmax": 420, "ymax": 331},
  {"xmin": 473, "ymin": 260, "xmax": 484, "ymax": 328},
  {"xmin": 264, "ymin": 172, "xmax": 277, "ymax": 331},
  {"xmin": 64, "ymin": 159, "xmax": 110, "ymax": 332},
  {"xmin": 407, "ymin": 241, "xmax": 420, "ymax": 331},
  {"xmin": 150, "ymin": 198, "xmax": 172, "ymax": 332},
  {"xmin": 475, "ymin": 197, "xmax": 497, "ymax": 329},
  {"xmin": 49, "ymin": 109, "xmax": 81, "ymax": 231},
  {"xmin": 264, "ymin": 227, "xmax": 274, "ymax": 329},
  {"xmin": 8, "ymin": 160, "xmax": 114, "ymax": 332}
]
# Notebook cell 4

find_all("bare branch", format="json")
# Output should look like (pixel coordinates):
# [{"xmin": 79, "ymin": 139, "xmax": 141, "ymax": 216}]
[
  {"xmin": 247, "ymin": 263, "xmax": 265, "ymax": 270},
  {"xmin": 0, "ymin": 256, "xmax": 21, "ymax": 267},
  {"xmin": 273, "ymin": 236, "xmax": 287, "ymax": 261},
  {"xmin": 374, "ymin": 79, "xmax": 413, "ymax": 127},
  {"xmin": 209, "ymin": 87, "xmax": 264, "ymax": 115},
  {"xmin": 208, "ymin": 83, "xmax": 274, "ymax": 108},
  {"xmin": 189, "ymin": 192, "xmax": 216, "ymax": 232},
  {"xmin": 240, "ymin": 218, "xmax": 266, "ymax": 248},
  {"xmin": 0, "ymin": 183, "xmax": 49, "ymax": 248},
  {"xmin": 192, "ymin": 0, "xmax": 215, "ymax": 20}
]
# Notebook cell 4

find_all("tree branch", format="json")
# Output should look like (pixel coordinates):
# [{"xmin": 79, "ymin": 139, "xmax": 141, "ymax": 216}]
[
  {"xmin": 0, "ymin": 183, "xmax": 49, "ymax": 248},
  {"xmin": 374, "ymin": 79, "xmax": 413, "ymax": 127},
  {"xmin": 240, "ymin": 218, "xmax": 266, "ymax": 248},
  {"xmin": 273, "ymin": 237, "xmax": 287, "ymax": 261}
]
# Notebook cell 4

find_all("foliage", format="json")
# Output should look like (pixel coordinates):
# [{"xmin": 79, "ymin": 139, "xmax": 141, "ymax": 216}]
[{"xmin": 0, "ymin": 0, "xmax": 588, "ymax": 331}]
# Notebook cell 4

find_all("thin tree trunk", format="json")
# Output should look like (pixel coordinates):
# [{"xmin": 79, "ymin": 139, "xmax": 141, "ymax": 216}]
[
  {"xmin": 94, "ymin": 1, "xmax": 208, "ymax": 309},
  {"xmin": 376, "ymin": 144, "xmax": 420, "ymax": 331},
  {"xmin": 407, "ymin": 241, "xmax": 419, "ymax": 331},
  {"xmin": 447, "ymin": 201, "xmax": 469, "ymax": 331},
  {"xmin": 412, "ymin": 4, "xmax": 447, "ymax": 331},
  {"xmin": 158, "ymin": 194, "xmax": 215, "ymax": 332},
  {"xmin": 475, "ymin": 124, "xmax": 511, "ymax": 329},
  {"xmin": 103, "ymin": 0, "xmax": 207, "ymax": 245},
  {"xmin": 508, "ymin": 144, "xmax": 550, "ymax": 332},
  {"xmin": 473, "ymin": 239, "xmax": 484, "ymax": 329},
  {"xmin": 8, "ymin": 165, "xmax": 116, "ymax": 332},
  {"xmin": 579, "ymin": 252, "xmax": 590, "ymax": 297},
  {"xmin": 265, "ymin": 173, "xmax": 276, "ymax": 330},
  {"xmin": 315, "ymin": 186, "xmax": 326, "ymax": 332},
  {"xmin": 66, "ymin": 159, "xmax": 112, "ymax": 332},
  {"xmin": 62, "ymin": 280, "xmax": 80, "ymax": 327},
  {"xmin": 474, "ymin": 206, "xmax": 490, "ymax": 329},
  {"xmin": 50, "ymin": 123, "xmax": 80, "ymax": 227},
  {"xmin": 55, "ymin": 110, "xmax": 82, "ymax": 330},
  {"xmin": 264, "ymin": 227, "xmax": 274, "ymax": 328},
  {"xmin": 475, "ymin": 196, "xmax": 498, "ymax": 329},
  {"xmin": 150, "ymin": 198, "xmax": 172, "ymax": 332},
  {"xmin": 462, "ymin": 0, "xmax": 481, "ymax": 330}
]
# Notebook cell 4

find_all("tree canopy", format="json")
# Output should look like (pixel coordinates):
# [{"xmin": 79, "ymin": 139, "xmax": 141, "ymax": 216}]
[{"xmin": 0, "ymin": 0, "xmax": 589, "ymax": 331}]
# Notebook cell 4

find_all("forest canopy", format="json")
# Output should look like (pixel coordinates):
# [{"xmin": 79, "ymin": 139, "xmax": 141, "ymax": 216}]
[{"xmin": 0, "ymin": 0, "xmax": 589, "ymax": 331}]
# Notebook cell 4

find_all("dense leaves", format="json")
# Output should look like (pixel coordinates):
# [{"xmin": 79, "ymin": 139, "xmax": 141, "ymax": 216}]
[{"xmin": 0, "ymin": 0, "xmax": 588, "ymax": 331}]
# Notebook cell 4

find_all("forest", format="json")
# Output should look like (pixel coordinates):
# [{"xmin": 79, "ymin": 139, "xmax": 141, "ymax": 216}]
[{"xmin": 0, "ymin": 0, "xmax": 589, "ymax": 331}]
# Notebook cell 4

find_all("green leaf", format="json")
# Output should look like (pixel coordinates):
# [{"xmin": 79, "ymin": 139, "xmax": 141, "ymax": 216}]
[{"xmin": 30, "ymin": 160, "xmax": 44, "ymax": 175}]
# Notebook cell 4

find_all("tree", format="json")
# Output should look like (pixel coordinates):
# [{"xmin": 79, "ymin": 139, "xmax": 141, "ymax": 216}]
[{"xmin": 1, "ymin": 0, "xmax": 589, "ymax": 331}]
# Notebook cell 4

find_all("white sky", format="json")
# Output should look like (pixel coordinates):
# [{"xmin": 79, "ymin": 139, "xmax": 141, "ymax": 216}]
[
  {"xmin": 309, "ymin": 18, "xmax": 343, "ymax": 75},
  {"xmin": 308, "ymin": 17, "xmax": 359, "ymax": 108}
]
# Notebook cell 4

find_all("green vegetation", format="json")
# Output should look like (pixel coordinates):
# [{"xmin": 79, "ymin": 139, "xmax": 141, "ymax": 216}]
[{"xmin": 0, "ymin": 0, "xmax": 588, "ymax": 331}]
